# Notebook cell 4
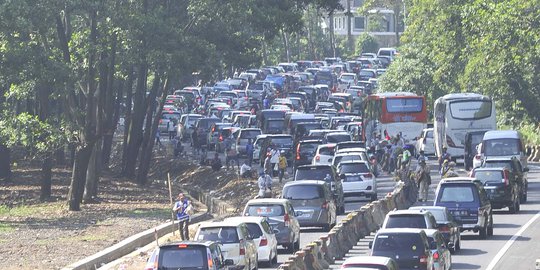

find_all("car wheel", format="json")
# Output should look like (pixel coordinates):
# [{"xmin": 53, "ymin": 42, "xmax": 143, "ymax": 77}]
[
  {"xmin": 272, "ymin": 251, "xmax": 278, "ymax": 265},
  {"xmin": 455, "ymin": 239, "xmax": 461, "ymax": 251},
  {"xmin": 253, "ymin": 257, "xmax": 258, "ymax": 270},
  {"xmin": 323, "ymin": 223, "xmax": 331, "ymax": 232},
  {"xmin": 509, "ymin": 200, "xmax": 517, "ymax": 214},
  {"xmin": 371, "ymin": 194, "xmax": 378, "ymax": 202},
  {"xmin": 294, "ymin": 236, "xmax": 301, "ymax": 250},
  {"xmin": 487, "ymin": 217, "xmax": 494, "ymax": 236},
  {"xmin": 521, "ymin": 191, "xmax": 527, "ymax": 203},
  {"xmin": 479, "ymin": 219, "xmax": 488, "ymax": 239}
]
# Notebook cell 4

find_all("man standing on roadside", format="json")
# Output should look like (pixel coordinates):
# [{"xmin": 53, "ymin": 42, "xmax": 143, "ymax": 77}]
[{"xmin": 173, "ymin": 193, "xmax": 192, "ymax": 240}]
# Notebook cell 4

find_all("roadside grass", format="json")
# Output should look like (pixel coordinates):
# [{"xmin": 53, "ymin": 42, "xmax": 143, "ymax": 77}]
[
  {"xmin": 0, "ymin": 222, "xmax": 14, "ymax": 233},
  {"xmin": 0, "ymin": 203, "xmax": 65, "ymax": 218},
  {"xmin": 129, "ymin": 208, "xmax": 170, "ymax": 219}
]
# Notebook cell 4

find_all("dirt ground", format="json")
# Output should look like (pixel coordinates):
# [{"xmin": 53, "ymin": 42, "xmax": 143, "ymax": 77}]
[{"xmin": 0, "ymin": 147, "xmax": 264, "ymax": 270}]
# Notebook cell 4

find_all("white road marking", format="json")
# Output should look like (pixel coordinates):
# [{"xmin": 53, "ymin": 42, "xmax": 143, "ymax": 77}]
[{"xmin": 485, "ymin": 211, "xmax": 540, "ymax": 270}]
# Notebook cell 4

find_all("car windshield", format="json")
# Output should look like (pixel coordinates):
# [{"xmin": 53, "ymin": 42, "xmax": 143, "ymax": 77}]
[
  {"xmin": 341, "ymin": 75, "xmax": 355, "ymax": 80},
  {"xmin": 162, "ymin": 113, "xmax": 180, "ymax": 120},
  {"xmin": 439, "ymin": 186, "xmax": 475, "ymax": 203},
  {"xmin": 159, "ymin": 246, "xmax": 206, "ymax": 269},
  {"xmin": 326, "ymin": 134, "xmax": 351, "ymax": 143},
  {"xmin": 245, "ymin": 223, "xmax": 263, "ymax": 238},
  {"xmin": 283, "ymin": 185, "xmax": 323, "ymax": 200},
  {"xmin": 334, "ymin": 155, "xmax": 363, "ymax": 166},
  {"xmin": 300, "ymin": 142, "xmax": 321, "ymax": 153},
  {"xmin": 197, "ymin": 227, "xmax": 239, "ymax": 244},
  {"xmin": 339, "ymin": 163, "xmax": 369, "ymax": 174},
  {"xmin": 240, "ymin": 130, "xmax": 261, "ymax": 139},
  {"xmin": 295, "ymin": 168, "xmax": 333, "ymax": 181},
  {"xmin": 373, "ymin": 233, "xmax": 424, "ymax": 254},
  {"xmin": 245, "ymin": 205, "xmax": 285, "ymax": 217},
  {"xmin": 267, "ymin": 120, "xmax": 284, "ymax": 129},
  {"xmin": 385, "ymin": 215, "xmax": 427, "ymax": 229},
  {"xmin": 271, "ymin": 137, "xmax": 293, "ymax": 146},
  {"xmin": 483, "ymin": 161, "xmax": 511, "ymax": 169},
  {"xmin": 474, "ymin": 170, "xmax": 503, "ymax": 184},
  {"xmin": 483, "ymin": 138, "xmax": 520, "ymax": 156},
  {"xmin": 319, "ymin": 146, "xmax": 335, "ymax": 156}
]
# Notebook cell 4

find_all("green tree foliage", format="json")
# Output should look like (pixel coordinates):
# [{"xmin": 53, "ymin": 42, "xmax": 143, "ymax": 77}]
[
  {"xmin": 379, "ymin": 0, "xmax": 540, "ymax": 133},
  {"xmin": 355, "ymin": 33, "xmax": 380, "ymax": 55}
]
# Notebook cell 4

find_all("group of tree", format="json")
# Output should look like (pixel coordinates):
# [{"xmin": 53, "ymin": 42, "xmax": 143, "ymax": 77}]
[
  {"xmin": 379, "ymin": 0, "xmax": 540, "ymax": 141},
  {"xmin": 0, "ymin": 0, "xmax": 344, "ymax": 211}
]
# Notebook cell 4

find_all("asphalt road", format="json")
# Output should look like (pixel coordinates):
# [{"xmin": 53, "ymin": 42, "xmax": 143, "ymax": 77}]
[{"xmin": 327, "ymin": 160, "xmax": 540, "ymax": 270}]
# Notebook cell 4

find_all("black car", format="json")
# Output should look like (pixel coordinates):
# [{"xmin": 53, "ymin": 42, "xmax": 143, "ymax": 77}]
[
  {"xmin": 144, "ymin": 241, "xmax": 234, "ymax": 270},
  {"xmin": 370, "ymin": 228, "xmax": 434, "ymax": 270},
  {"xmin": 263, "ymin": 118, "xmax": 285, "ymax": 134},
  {"xmin": 434, "ymin": 177, "xmax": 493, "ymax": 239},
  {"xmin": 464, "ymin": 130, "xmax": 488, "ymax": 170},
  {"xmin": 259, "ymin": 134, "xmax": 294, "ymax": 164},
  {"xmin": 294, "ymin": 164, "xmax": 345, "ymax": 214},
  {"xmin": 293, "ymin": 139, "xmax": 324, "ymax": 171},
  {"xmin": 481, "ymin": 156, "xmax": 529, "ymax": 203},
  {"xmin": 472, "ymin": 167, "xmax": 521, "ymax": 213}
]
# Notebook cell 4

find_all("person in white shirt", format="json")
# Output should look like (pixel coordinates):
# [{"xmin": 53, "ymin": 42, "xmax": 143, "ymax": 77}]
[
  {"xmin": 240, "ymin": 162, "xmax": 252, "ymax": 178},
  {"xmin": 270, "ymin": 146, "xmax": 280, "ymax": 176}
]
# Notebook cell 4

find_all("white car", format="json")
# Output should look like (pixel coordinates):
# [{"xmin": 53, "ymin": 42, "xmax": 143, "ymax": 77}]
[
  {"xmin": 415, "ymin": 128, "xmax": 435, "ymax": 156},
  {"xmin": 341, "ymin": 256, "xmax": 399, "ymax": 269},
  {"xmin": 312, "ymin": 143, "xmax": 336, "ymax": 165},
  {"xmin": 338, "ymin": 73, "xmax": 357, "ymax": 91},
  {"xmin": 225, "ymin": 216, "xmax": 278, "ymax": 266},
  {"xmin": 337, "ymin": 160, "xmax": 377, "ymax": 201},
  {"xmin": 195, "ymin": 221, "xmax": 258, "ymax": 270},
  {"xmin": 332, "ymin": 151, "xmax": 369, "ymax": 169}
]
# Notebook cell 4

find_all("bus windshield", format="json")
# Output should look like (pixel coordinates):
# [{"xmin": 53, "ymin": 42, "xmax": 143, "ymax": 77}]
[
  {"xmin": 386, "ymin": 98, "xmax": 423, "ymax": 113},
  {"xmin": 449, "ymin": 100, "xmax": 492, "ymax": 120}
]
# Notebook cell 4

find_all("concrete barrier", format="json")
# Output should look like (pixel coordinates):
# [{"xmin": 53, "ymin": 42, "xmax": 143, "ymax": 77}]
[{"xmin": 528, "ymin": 145, "xmax": 536, "ymax": 161}]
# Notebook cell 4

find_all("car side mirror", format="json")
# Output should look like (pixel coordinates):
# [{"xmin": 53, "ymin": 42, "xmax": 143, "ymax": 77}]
[{"xmin": 224, "ymin": 259, "xmax": 235, "ymax": 266}]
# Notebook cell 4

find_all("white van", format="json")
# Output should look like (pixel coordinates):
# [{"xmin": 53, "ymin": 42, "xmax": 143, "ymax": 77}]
[{"xmin": 480, "ymin": 130, "xmax": 527, "ymax": 168}]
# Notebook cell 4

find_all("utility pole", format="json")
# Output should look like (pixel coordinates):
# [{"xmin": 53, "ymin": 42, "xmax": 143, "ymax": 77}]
[{"xmin": 346, "ymin": 0, "xmax": 354, "ymax": 53}]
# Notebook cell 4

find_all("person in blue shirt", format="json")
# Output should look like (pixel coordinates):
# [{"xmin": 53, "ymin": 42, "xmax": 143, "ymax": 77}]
[{"xmin": 173, "ymin": 193, "xmax": 192, "ymax": 240}]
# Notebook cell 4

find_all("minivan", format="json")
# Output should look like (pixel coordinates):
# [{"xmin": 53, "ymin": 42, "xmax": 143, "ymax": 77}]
[
  {"xmin": 480, "ymin": 130, "xmax": 527, "ymax": 169},
  {"xmin": 294, "ymin": 164, "xmax": 345, "ymax": 214},
  {"xmin": 144, "ymin": 241, "xmax": 234, "ymax": 270},
  {"xmin": 434, "ymin": 177, "xmax": 493, "ymax": 239},
  {"xmin": 281, "ymin": 180, "xmax": 337, "ymax": 231}
]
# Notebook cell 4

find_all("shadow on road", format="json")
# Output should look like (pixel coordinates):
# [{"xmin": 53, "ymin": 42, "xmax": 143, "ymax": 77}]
[{"xmin": 450, "ymin": 262, "xmax": 482, "ymax": 269}]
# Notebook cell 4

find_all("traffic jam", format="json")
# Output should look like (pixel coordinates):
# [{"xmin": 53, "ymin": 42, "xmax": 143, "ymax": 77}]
[{"xmin": 145, "ymin": 47, "xmax": 531, "ymax": 270}]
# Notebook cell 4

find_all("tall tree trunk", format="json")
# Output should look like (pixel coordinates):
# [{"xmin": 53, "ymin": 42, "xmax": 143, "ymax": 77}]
[
  {"xmin": 121, "ymin": 68, "xmax": 135, "ymax": 172},
  {"xmin": 394, "ymin": 8, "xmax": 401, "ymax": 46},
  {"xmin": 346, "ymin": 0, "xmax": 354, "ymax": 52},
  {"xmin": 282, "ymin": 30, "xmax": 291, "ymax": 62},
  {"xmin": 37, "ymin": 82, "xmax": 53, "ymax": 200},
  {"xmin": 40, "ymin": 155, "xmax": 53, "ymax": 201},
  {"xmin": 122, "ymin": 61, "xmax": 148, "ymax": 178},
  {"xmin": 136, "ymin": 76, "xmax": 169, "ymax": 185},
  {"xmin": 83, "ymin": 140, "xmax": 101, "ymax": 201},
  {"xmin": 0, "ymin": 144, "xmax": 11, "ymax": 181},
  {"xmin": 68, "ymin": 144, "xmax": 94, "ymax": 211},
  {"xmin": 328, "ymin": 12, "xmax": 336, "ymax": 57},
  {"xmin": 101, "ymin": 33, "xmax": 117, "ymax": 169}
]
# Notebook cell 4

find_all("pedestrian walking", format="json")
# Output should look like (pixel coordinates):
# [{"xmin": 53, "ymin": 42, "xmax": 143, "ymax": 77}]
[
  {"xmin": 173, "ymin": 193, "xmax": 193, "ymax": 240},
  {"xmin": 442, "ymin": 161, "xmax": 459, "ymax": 178},
  {"xmin": 256, "ymin": 171, "xmax": 273, "ymax": 198},
  {"xmin": 155, "ymin": 131, "xmax": 163, "ymax": 150},
  {"xmin": 264, "ymin": 153, "xmax": 272, "ymax": 175},
  {"xmin": 270, "ymin": 146, "xmax": 280, "ymax": 176},
  {"xmin": 226, "ymin": 145, "xmax": 240, "ymax": 171},
  {"xmin": 415, "ymin": 159, "xmax": 431, "ymax": 202},
  {"xmin": 278, "ymin": 151, "xmax": 288, "ymax": 183},
  {"xmin": 167, "ymin": 121, "xmax": 176, "ymax": 140},
  {"xmin": 211, "ymin": 152, "xmax": 222, "ymax": 171}
]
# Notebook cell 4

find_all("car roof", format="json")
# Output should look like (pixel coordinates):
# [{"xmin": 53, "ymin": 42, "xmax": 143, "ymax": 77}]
[
  {"xmin": 246, "ymin": 198, "xmax": 289, "ymax": 204},
  {"xmin": 483, "ymin": 130, "xmax": 520, "ymax": 140},
  {"xmin": 376, "ymin": 228, "xmax": 426, "ymax": 234},
  {"xmin": 338, "ymin": 160, "xmax": 369, "ymax": 165},
  {"xmin": 473, "ymin": 167, "xmax": 508, "ymax": 172},
  {"xmin": 387, "ymin": 209, "xmax": 432, "ymax": 216},
  {"xmin": 343, "ymin": 255, "xmax": 395, "ymax": 265},
  {"xmin": 224, "ymin": 216, "xmax": 266, "ymax": 224},
  {"xmin": 297, "ymin": 164, "xmax": 333, "ymax": 169},
  {"xmin": 408, "ymin": 206, "xmax": 447, "ymax": 213},
  {"xmin": 199, "ymin": 220, "xmax": 246, "ymax": 228},
  {"xmin": 483, "ymin": 156, "xmax": 518, "ymax": 162},
  {"xmin": 439, "ymin": 177, "xmax": 479, "ymax": 184},
  {"xmin": 159, "ymin": 240, "xmax": 214, "ymax": 248},
  {"xmin": 317, "ymin": 143, "xmax": 337, "ymax": 148},
  {"xmin": 283, "ymin": 180, "xmax": 327, "ymax": 186}
]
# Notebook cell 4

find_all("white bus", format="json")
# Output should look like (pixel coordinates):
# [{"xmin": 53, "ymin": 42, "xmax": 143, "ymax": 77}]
[{"xmin": 434, "ymin": 93, "xmax": 496, "ymax": 159}]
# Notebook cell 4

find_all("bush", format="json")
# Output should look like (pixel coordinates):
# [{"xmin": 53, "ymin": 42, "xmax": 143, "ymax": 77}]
[{"xmin": 355, "ymin": 33, "xmax": 379, "ymax": 56}]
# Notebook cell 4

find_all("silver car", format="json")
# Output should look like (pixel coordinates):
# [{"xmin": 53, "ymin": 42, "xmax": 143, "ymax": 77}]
[
  {"xmin": 242, "ymin": 198, "xmax": 301, "ymax": 253},
  {"xmin": 281, "ymin": 180, "xmax": 337, "ymax": 231}
]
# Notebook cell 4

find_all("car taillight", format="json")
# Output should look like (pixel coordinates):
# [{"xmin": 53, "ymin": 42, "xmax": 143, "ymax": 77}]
[
  {"xmin": 260, "ymin": 237, "xmax": 268, "ymax": 246},
  {"xmin": 322, "ymin": 201, "xmax": 329, "ymax": 209},
  {"xmin": 446, "ymin": 135, "xmax": 457, "ymax": 148},
  {"xmin": 219, "ymin": 135, "xmax": 223, "ymax": 141},
  {"xmin": 239, "ymin": 240, "xmax": 246, "ymax": 255},
  {"xmin": 284, "ymin": 213, "xmax": 290, "ymax": 227},
  {"xmin": 159, "ymin": 119, "xmax": 163, "ymax": 124},
  {"xmin": 503, "ymin": 170, "xmax": 509, "ymax": 186},
  {"xmin": 296, "ymin": 145, "xmax": 301, "ymax": 160},
  {"xmin": 419, "ymin": 254, "xmax": 428, "ymax": 264},
  {"xmin": 207, "ymin": 253, "xmax": 213, "ymax": 268},
  {"xmin": 315, "ymin": 155, "xmax": 320, "ymax": 161},
  {"xmin": 432, "ymin": 251, "xmax": 440, "ymax": 260}
]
